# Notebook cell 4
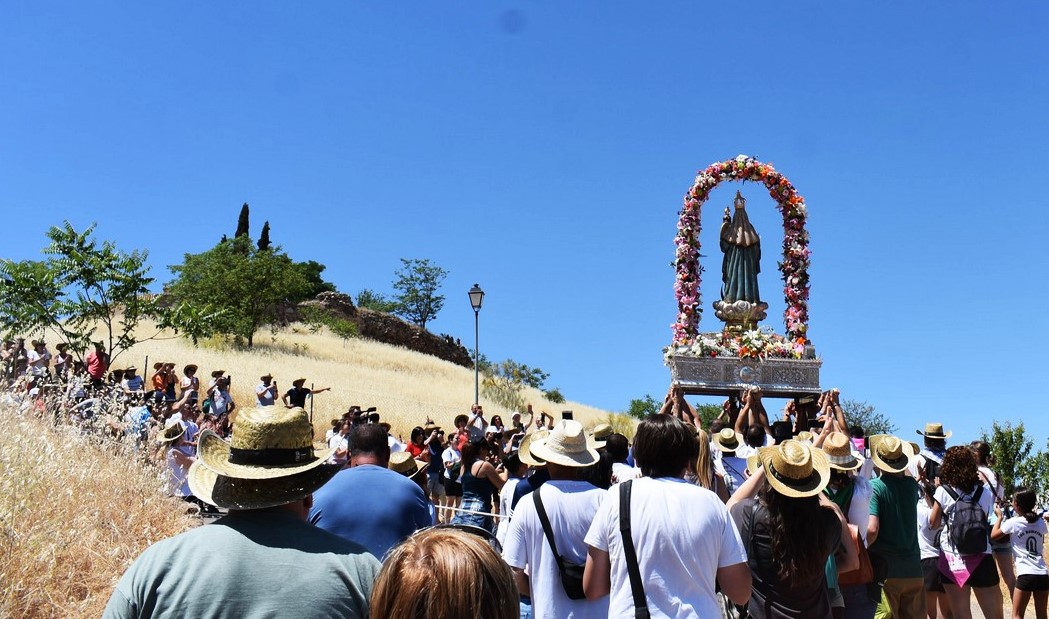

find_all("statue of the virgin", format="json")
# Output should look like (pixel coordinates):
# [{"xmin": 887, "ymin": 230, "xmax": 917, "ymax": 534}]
[{"xmin": 720, "ymin": 190, "xmax": 762, "ymax": 304}]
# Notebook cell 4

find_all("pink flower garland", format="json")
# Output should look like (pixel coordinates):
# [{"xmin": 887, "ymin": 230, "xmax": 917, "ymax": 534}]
[{"xmin": 673, "ymin": 155, "xmax": 811, "ymax": 350}]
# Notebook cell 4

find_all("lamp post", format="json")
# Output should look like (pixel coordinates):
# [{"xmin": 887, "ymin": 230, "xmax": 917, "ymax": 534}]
[{"xmin": 468, "ymin": 284, "xmax": 485, "ymax": 405}]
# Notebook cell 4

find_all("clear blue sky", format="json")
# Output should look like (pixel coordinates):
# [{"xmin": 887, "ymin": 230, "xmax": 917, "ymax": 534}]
[{"xmin": 3, "ymin": 2, "xmax": 1047, "ymax": 445}]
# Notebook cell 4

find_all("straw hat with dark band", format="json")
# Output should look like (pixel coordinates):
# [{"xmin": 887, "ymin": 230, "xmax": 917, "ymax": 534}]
[
  {"xmin": 590, "ymin": 423, "xmax": 613, "ymax": 445},
  {"xmin": 188, "ymin": 407, "xmax": 339, "ymax": 510},
  {"xmin": 821, "ymin": 432, "xmax": 862, "ymax": 471},
  {"xmin": 756, "ymin": 440, "xmax": 831, "ymax": 498},
  {"xmin": 517, "ymin": 430, "xmax": 550, "ymax": 467},
  {"xmin": 389, "ymin": 451, "xmax": 425, "ymax": 479},
  {"xmin": 869, "ymin": 435, "xmax": 916, "ymax": 474},
  {"xmin": 158, "ymin": 422, "xmax": 185, "ymax": 444},
  {"xmin": 916, "ymin": 423, "xmax": 951, "ymax": 439}
]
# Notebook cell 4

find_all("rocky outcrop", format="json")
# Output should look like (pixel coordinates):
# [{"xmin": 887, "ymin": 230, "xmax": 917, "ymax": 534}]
[{"xmin": 295, "ymin": 292, "xmax": 472, "ymax": 368}]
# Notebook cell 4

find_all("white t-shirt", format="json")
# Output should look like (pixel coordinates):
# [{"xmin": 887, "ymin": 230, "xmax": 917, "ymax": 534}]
[
  {"xmin": 495, "ymin": 477, "xmax": 522, "ymax": 547},
  {"xmin": 934, "ymin": 484, "xmax": 994, "ymax": 555},
  {"xmin": 328, "ymin": 433, "xmax": 349, "ymax": 466},
  {"xmin": 977, "ymin": 466, "xmax": 1004, "ymax": 502},
  {"xmin": 999, "ymin": 515, "xmax": 1049, "ymax": 576},
  {"xmin": 442, "ymin": 447, "xmax": 462, "ymax": 481},
  {"xmin": 503, "ymin": 480, "xmax": 608, "ymax": 619},
  {"xmin": 719, "ymin": 455, "xmax": 748, "ymax": 494},
  {"xmin": 916, "ymin": 499, "xmax": 942, "ymax": 560},
  {"xmin": 27, "ymin": 349, "xmax": 50, "ymax": 376},
  {"xmin": 611, "ymin": 462, "xmax": 641, "ymax": 485},
  {"xmin": 584, "ymin": 477, "xmax": 747, "ymax": 618},
  {"xmin": 848, "ymin": 457, "xmax": 874, "ymax": 543}
]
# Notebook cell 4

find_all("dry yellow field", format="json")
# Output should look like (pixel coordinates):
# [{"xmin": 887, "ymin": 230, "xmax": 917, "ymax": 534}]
[{"xmin": 122, "ymin": 322, "xmax": 626, "ymax": 440}]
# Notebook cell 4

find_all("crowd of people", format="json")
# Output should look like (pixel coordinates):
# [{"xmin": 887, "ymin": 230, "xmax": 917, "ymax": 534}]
[{"xmin": 5, "ymin": 343, "xmax": 1042, "ymax": 618}]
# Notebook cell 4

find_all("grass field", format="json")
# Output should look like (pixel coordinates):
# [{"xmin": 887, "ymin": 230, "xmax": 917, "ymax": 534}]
[{"xmin": 122, "ymin": 322, "xmax": 625, "ymax": 439}]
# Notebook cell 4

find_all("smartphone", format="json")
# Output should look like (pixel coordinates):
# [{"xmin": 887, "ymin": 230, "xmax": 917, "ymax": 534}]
[{"xmin": 561, "ymin": 410, "xmax": 573, "ymax": 420}]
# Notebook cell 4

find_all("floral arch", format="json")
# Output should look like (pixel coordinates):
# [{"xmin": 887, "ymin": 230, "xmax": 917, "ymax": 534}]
[{"xmin": 673, "ymin": 155, "xmax": 810, "ymax": 355}]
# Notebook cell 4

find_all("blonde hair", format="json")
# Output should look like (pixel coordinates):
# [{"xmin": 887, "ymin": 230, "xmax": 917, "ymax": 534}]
[
  {"xmin": 370, "ymin": 527, "xmax": 518, "ymax": 619},
  {"xmin": 695, "ymin": 429, "xmax": 714, "ymax": 490}
]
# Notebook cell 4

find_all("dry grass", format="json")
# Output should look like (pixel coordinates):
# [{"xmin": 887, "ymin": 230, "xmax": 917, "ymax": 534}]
[
  {"xmin": 125, "ymin": 322, "xmax": 619, "ymax": 440},
  {"xmin": 0, "ymin": 402, "xmax": 196, "ymax": 618}
]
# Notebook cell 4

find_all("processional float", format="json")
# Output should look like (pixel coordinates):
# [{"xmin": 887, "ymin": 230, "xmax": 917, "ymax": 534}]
[{"xmin": 666, "ymin": 155, "xmax": 821, "ymax": 399}]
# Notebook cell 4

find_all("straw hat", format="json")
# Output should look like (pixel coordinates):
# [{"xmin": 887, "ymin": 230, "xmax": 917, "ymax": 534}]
[
  {"xmin": 194, "ymin": 407, "xmax": 336, "ymax": 480},
  {"xmin": 423, "ymin": 422, "xmax": 441, "ymax": 432},
  {"xmin": 211, "ymin": 369, "xmax": 225, "ymax": 378},
  {"xmin": 261, "ymin": 373, "xmax": 272, "ymax": 380},
  {"xmin": 590, "ymin": 423, "xmax": 613, "ymax": 447},
  {"xmin": 757, "ymin": 440, "xmax": 831, "ymax": 498},
  {"xmin": 188, "ymin": 407, "xmax": 339, "ymax": 510},
  {"xmin": 870, "ymin": 435, "xmax": 916, "ymax": 474},
  {"xmin": 153, "ymin": 362, "xmax": 164, "ymax": 370},
  {"xmin": 125, "ymin": 366, "xmax": 138, "ymax": 373},
  {"xmin": 916, "ymin": 423, "xmax": 951, "ymax": 439},
  {"xmin": 821, "ymin": 432, "xmax": 862, "ymax": 471},
  {"xmin": 796, "ymin": 430, "xmax": 814, "ymax": 444},
  {"xmin": 158, "ymin": 421, "xmax": 185, "ymax": 444},
  {"xmin": 711, "ymin": 428, "xmax": 743, "ymax": 453},
  {"xmin": 293, "ymin": 378, "xmax": 307, "ymax": 386},
  {"xmin": 517, "ymin": 430, "xmax": 550, "ymax": 467},
  {"xmin": 184, "ymin": 364, "xmax": 198, "ymax": 374},
  {"xmin": 56, "ymin": 342, "xmax": 69, "ymax": 352},
  {"xmin": 529, "ymin": 420, "xmax": 599, "ymax": 468},
  {"xmin": 389, "ymin": 451, "xmax": 425, "ymax": 479}
]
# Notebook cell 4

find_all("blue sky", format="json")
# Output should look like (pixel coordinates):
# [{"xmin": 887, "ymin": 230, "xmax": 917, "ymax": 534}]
[{"xmin": 3, "ymin": 2, "xmax": 1048, "ymax": 445}]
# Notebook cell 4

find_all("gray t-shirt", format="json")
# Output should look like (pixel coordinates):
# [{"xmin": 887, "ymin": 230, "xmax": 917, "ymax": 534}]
[{"xmin": 103, "ymin": 509, "xmax": 380, "ymax": 618}]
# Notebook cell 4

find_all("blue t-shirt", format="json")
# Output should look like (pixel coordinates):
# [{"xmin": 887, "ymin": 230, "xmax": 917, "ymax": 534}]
[
  {"xmin": 427, "ymin": 442, "xmax": 443, "ymax": 476},
  {"xmin": 309, "ymin": 464, "xmax": 432, "ymax": 560},
  {"xmin": 511, "ymin": 467, "xmax": 551, "ymax": 510}
]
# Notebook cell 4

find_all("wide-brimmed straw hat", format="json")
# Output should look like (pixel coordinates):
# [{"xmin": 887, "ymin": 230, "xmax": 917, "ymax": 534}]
[
  {"xmin": 56, "ymin": 342, "xmax": 69, "ymax": 351},
  {"xmin": 916, "ymin": 423, "xmax": 951, "ymax": 439},
  {"xmin": 757, "ymin": 440, "xmax": 831, "ymax": 498},
  {"xmin": 188, "ymin": 407, "xmax": 339, "ymax": 509},
  {"xmin": 711, "ymin": 428, "xmax": 743, "ymax": 453},
  {"xmin": 389, "ymin": 451, "xmax": 425, "ymax": 479},
  {"xmin": 293, "ymin": 377, "xmax": 307, "ymax": 386},
  {"xmin": 261, "ymin": 373, "xmax": 272, "ymax": 380},
  {"xmin": 211, "ymin": 369, "xmax": 225, "ymax": 378},
  {"xmin": 184, "ymin": 364, "xmax": 198, "ymax": 374},
  {"xmin": 590, "ymin": 423, "xmax": 613, "ymax": 447},
  {"xmin": 158, "ymin": 421, "xmax": 185, "ymax": 444},
  {"xmin": 517, "ymin": 430, "xmax": 550, "ymax": 467},
  {"xmin": 125, "ymin": 366, "xmax": 138, "ymax": 373},
  {"xmin": 822, "ymin": 432, "xmax": 862, "ymax": 471},
  {"xmin": 796, "ymin": 431, "xmax": 814, "ymax": 444},
  {"xmin": 530, "ymin": 420, "xmax": 599, "ymax": 468},
  {"xmin": 869, "ymin": 435, "xmax": 916, "ymax": 474},
  {"xmin": 153, "ymin": 362, "xmax": 164, "ymax": 370}
]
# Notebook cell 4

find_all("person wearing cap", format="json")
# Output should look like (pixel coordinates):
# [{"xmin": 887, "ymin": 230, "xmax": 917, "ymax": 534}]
[
  {"xmin": 282, "ymin": 378, "xmax": 330, "ymax": 409},
  {"xmin": 867, "ymin": 435, "xmax": 926, "ymax": 618},
  {"xmin": 725, "ymin": 438, "xmax": 854, "ymax": 619},
  {"xmin": 103, "ymin": 406, "xmax": 380, "ymax": 618},
  {"xmin": 85, "ymin": 341, "xmax": 108, "ymax": 389},
  {"xmin": 256, "ymin": 373, "xmax": 278, "ymax": 407},
  {"xmin": 502, "ymin": 420, "xmax": 608, "ymax": 618},
  {"xmin": 584, "ymin": 415, "xmax": 751, "ymax": 616},
  {"xmin": 915, "ymin": 423, "xmax": 951, "ymax": 484},
  {"xmin": 310, "ymin": 423, "xmax": 432, "ymax": 560}
]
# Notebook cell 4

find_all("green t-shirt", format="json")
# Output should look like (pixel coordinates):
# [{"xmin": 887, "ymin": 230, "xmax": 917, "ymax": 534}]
[
  {"xmin": 869, "ymin": 474, "xmax": 922, "ymax": 578},
  {"xmin": 103, "ymin": 509, "xmax": 381, "ymax": 618}
]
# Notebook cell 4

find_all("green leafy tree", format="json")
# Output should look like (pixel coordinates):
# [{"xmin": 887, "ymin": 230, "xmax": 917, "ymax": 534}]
[
  {"xmin": 981, "ymin": 421, "xmax": 1035, "ymax": 498},
  {"xmin": 695, "ymin": 403, "xmax": 723, "ymax": 429},
  {"xmin": 0, "ymin": 222, "xmax": 166, "ymax": 363},
  {"xmin": 392, "ymin": 258, "xmax": 447, "ymax": 330},
  {"xmin": 626, "ymin": 394, "xmax": 661, "ymax": 420},
  {"xmin": 481, "ymin": 358, "xmax": 551, "ymax": 413},
  {"xmin": 166, "ymin": 236, "xmax": 311, "ymax": 347},
  {"xmin": 356, "ymin": 288, "xmax": 398, "ymax": 313},
  {"xmin": 294, "ymin": 260, "xmax": 337, "ymax": 301},
  {"xmin": 543, "ymin": 387, "xmax": 566, "ymax": 404},
  {"xmin": 841, "ymin": 399, "xmax": 896, "ymax": 436}
]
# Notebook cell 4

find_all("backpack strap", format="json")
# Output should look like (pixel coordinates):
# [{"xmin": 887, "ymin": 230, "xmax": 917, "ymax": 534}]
[
  {"xmin": 533, "ymin": 488, "xmax": 567, "ymax": 575},
  {"xmin": 619, "ymin": 480, "xmax": 650, "ymax": 619}
]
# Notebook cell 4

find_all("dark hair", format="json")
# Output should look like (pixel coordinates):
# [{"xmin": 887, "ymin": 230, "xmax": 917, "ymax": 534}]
[
  {"xmin": 744, "ymin": 426, "xmax": 765, "ymax": 449},
  {"xmin": 1014, "ymin": 487, "xmax": 1039, "ymax": 523},
  {"xmin": 461, "ymin": 437, "xmax": 490, "ymax": 471},
  {"xmin": 503, "ymin": 452, "xmax": 523, "ymax": 474},
  {"xmin": 850, "ymin": 426, "xmax": 865, "ymax": 439},
  {"xmin": 605, "ymin": 433, "xmax": 630, "ymax": 464},
  {"xmin": 969, "ymin": 440, "xmax": 993, "ymax": 466},
  {"xmin": 490, "ymin": 415, "xmax": 503, "ymax": 427},
  {"xmin": 760, "ymin": 484, "xmax": 834, "ymax": 583},
  {"xmin": 939, "ymin": 446, "xmax": 979, "ymax": 493},
  {"xmin": 581, "ymin": 450, "xmax": 613, "ymax": 490},
  {"xmin": 709, "ymin": 419, "xmax": 725, "ymax": 433},
  {"xmin": 633, "ymin": 415, "xmax": 698, "ymax": 478},
  {"xmin": 454, "ymin": 414, "xmax": 469, "ymax": 427},
  {"xmin": 410, "ymin": 426, "xmax": 425, "ymax": 443},
  {"xmin": 350, "ymin": 424, "xmax": 391, "ymax": 456},
  {"xmin": 924, "ymin": 436, "xmax": 946, "ymax": 450}
]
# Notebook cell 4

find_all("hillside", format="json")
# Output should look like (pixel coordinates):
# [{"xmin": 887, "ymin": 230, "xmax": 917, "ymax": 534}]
[{"xmin": 122, "ymin": 322, "xmax": 620, "ymax": 439}]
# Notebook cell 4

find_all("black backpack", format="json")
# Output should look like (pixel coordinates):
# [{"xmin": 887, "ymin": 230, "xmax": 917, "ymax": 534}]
[{"xmin": 944, "ymin": 486, "xmax": 990, "ymax": 555}]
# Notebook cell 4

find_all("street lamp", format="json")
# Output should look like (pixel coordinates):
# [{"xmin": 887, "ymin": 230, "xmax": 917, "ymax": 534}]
[{"xmin": 468, "ymin": 284, "xmax": 485, "ymax": 405}]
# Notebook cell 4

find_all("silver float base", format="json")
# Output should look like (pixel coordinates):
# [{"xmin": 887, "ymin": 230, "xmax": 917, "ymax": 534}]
[{"xmin": 668, "ymin": 354, "xmax": 822, "ymax": 398}]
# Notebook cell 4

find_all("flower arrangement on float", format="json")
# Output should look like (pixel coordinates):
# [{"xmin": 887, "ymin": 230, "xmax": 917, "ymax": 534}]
[
  {"xmin": 664, "ymin": 327, "xmax": 803, "ymax": 362},
  {"xmin": 672, "ymin": 155, "xmax": 811, "ymax": 357}
]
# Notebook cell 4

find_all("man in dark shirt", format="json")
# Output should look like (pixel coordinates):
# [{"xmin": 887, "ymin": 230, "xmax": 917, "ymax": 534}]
[{"xmin": 282, "ymin": 377, "xmax": 331, "ymax": 408}]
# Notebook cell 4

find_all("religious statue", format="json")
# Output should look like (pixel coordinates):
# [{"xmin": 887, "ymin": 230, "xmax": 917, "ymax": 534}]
[
  {"xmin": 720, "ymin": 190, "xmax": 761, "ymax": 303},
  {"xmin": 714, "ymin": 190, "xmax": 768, "ymax": 330}
]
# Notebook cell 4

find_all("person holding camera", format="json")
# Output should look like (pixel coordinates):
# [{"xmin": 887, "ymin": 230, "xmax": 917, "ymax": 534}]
[{"xmin": 256, "ymin": 374, "xmax": 278, "ymax": 407}]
